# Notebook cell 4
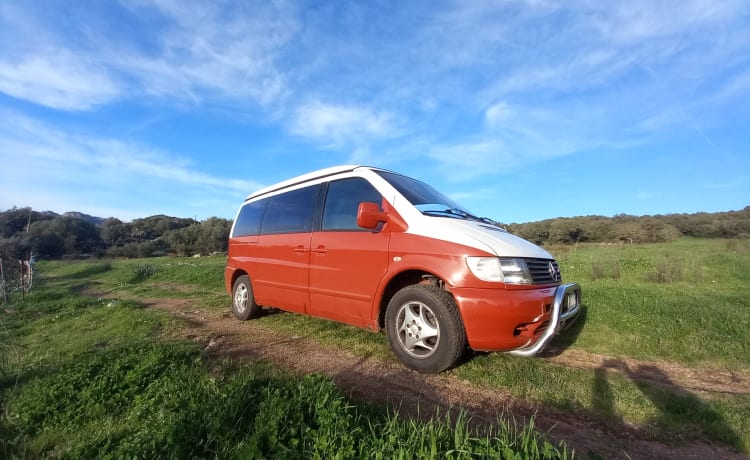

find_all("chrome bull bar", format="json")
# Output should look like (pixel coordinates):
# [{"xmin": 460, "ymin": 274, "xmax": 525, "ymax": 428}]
[{"xmin": 508, "ymin": 283, "xmax": 581, "ymax": 357}]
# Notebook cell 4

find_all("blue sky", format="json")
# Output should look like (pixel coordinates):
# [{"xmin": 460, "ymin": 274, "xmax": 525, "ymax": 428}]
[{"xmin": 0, "ymin": 1, "xmax": 748, "ymax": 223}]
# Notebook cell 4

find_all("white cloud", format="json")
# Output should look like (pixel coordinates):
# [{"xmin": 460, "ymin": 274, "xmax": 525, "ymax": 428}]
[
  {"xmin": 291, "ymin": 101, "xmax": 397, "ymax": 147},
  {"xmin": 121, "ymin": 0, "xmax": 297, "ymax": 106},
  {"xmin": 0, "ymin": 0, "xmax": 299, "ymax": 111},
  {"xmin": 484, "ymin": 102, "xmax": 513, "ymax": 126},
  {"xmin": 427, "ymin": 140, "xmax": 517, "ymax": 181},
  {"xmin": 596, "ymin": 0, "xmax": 743, "ymax": 44},
  {"xmin": 0, "ymin": 111, "xmax": 262, "ymax": 219},
  {"xmin": 0, "ymin": 51, "xmax": 121, "ymax": 110}
]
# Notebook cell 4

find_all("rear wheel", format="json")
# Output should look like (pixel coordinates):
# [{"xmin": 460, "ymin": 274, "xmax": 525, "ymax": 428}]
[
  {"xmin": 232, "ymin": 275, "xmax": 261, "ymax": 320},
  {"xmin": 385, "ymin": 284, "xmax": 466, "ymax": 373}
]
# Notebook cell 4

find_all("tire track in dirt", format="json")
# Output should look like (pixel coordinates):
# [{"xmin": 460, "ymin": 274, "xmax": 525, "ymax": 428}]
[{"xmin": 148, "ymin": 297, "xmax": 748, "ymax": 460}]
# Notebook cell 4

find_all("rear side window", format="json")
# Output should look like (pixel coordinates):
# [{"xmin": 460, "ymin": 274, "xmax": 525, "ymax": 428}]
[
  {"xmin": 260, "ymin": 185, "xmax": 320, "ymax": 234},
  {"xmin": 322, "ymin": 178, "xmax": 382, "ymax": 231},
  {"xmin": 232, "ymin": 199, "xmax": 267, "ymax": 237}
]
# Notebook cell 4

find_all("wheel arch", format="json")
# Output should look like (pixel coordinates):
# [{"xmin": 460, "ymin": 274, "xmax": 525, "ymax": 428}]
[
  {"xmin": 376, "ymin": 269, "xmax": 451, "ymax": 330},
  {"xmin": 229, "ymin": 267, "xmax": 249, "ymax": 291}
]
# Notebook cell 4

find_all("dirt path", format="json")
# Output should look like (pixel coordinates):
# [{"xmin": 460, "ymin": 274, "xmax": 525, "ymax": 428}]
[
  {"xmin": 150, "ymin": 297, "xmax": 748, "ymax": 460},
  {"xmin": 542, "ymin": 347, "xmax": 750, "ymax": 396}
]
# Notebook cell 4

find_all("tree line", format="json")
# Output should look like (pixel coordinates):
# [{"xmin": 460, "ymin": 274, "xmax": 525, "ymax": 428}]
[
  {"xmin": 0, "ymin": 208, "xmax": 231, "ymax": 260},
  {"xmin": 503, "ymin": 206, "xmax": 750, "ymax": 245},
  {"xmin": 0, "ymin": 205, "xmax": 748, "ymax": 261}
]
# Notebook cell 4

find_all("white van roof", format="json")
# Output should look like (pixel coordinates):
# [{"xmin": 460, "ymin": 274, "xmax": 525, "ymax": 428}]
[{"xmin": 245, "ymin": 165, "xmax": 364, "ymax": 201}]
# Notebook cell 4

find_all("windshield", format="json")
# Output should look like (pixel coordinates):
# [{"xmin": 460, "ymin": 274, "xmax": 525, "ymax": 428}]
[{"xmin": 376, "ymin": 170, "xmax": 473, "ymax": 216}]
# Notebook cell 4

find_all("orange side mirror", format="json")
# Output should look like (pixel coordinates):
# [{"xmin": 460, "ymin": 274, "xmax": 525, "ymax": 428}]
[{"xmin": 357, "ymin": 202, "xmax": 388, "ymax": 229}]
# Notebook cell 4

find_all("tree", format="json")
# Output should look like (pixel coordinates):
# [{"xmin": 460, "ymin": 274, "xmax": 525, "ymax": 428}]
[
  {"xmin": 548, "ymin": 219, "xmax": 587, "ymax": 244},
  {"xmin": 0, "ymin": 207, "xmax": 53, "ymax": 238},
  {"xmin": 27, "ymin": 216, "xmax": 103, "ymax": 258},
  {"xmin": 197, "ymin": 217, "xmax": 231, "ymax": 254},
  {"xmin": 100, "ymin": 218, "xmax": 130, "ymax": 247},
  {"xmin": 161, "ymin": 217, "xmax": 232, "ymax": 256},
  {"xmin": 0, "ymin": 236, "xmax": 32, "ymax": 260},
  {"xmin": 130, "ymin": 215, "xmax": 196, "ymax": 241}
]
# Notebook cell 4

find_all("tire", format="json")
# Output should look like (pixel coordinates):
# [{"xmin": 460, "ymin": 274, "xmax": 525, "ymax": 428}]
[
  {"xmin": 231, "ymin": 275, "xmax": 261, "ymax": 320},
  {"xmin": 385, "ymin": 284, "xmax": 467, "ymax": 373}
]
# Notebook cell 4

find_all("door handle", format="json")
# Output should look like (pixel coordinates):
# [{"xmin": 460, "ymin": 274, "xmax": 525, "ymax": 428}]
[
  {"xmin": 312, "ymin": 245, "xmax": 328, "ymax": 254},
  {"xmin": 293, "ymin": 245, "xmax": 308, "ymax": 253}
]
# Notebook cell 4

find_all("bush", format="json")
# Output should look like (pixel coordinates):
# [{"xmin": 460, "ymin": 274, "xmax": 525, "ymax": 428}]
[
  {"xmin": 591, "ymin": 260, "xmax": 621, "ymax": 280},
  {"xmin": 131, "ymin": 263, "xmax": 158, "ymax": 282}
]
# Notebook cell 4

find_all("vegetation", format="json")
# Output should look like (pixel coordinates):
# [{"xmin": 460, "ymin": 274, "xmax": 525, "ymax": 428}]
[
  {"xmin": 2, "ymin": 199, "xmax": 749, "ymax": 456},
  {"xmin": 3, "ymin": 238, "xmax": 746, "ymax": 456},
  {"xmin": 0, "ymin": 208, "xmax": 231, "ymax": 259},
  {"xmin": 0, "ymin": 206, "xmax": 748, "ymax": 262},
  {"xmin": 248, "ymin": 239, "xmax": 750, "ymax": 451},
  {"xmin": 1, "ymin": 259, "xmax": 570, "ymax": 458},
  {"xmin": 505, "ymin": 207, "xmax": 750, "ymax": 245}
]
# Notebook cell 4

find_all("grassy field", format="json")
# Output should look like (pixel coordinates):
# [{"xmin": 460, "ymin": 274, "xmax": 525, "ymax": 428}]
[
  {"xmin": 1, "ymin": 238, "xmax": 748, "ymax": 456},
  {"xmin": 254, "ymin": 238, "xmax": 750, "ymax": 451},
  {"xmin": 1, "ymin": 258, "xmax": 569, "ymax": 458}
]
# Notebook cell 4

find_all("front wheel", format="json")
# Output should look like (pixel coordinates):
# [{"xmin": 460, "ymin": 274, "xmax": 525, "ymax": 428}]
[
  {"xmin": 385, "ymin": 284, "xmax": 467, "ymax": 373},
  {"xmin": 232, "ymin": 275, "xmax": 261, "ymax": 320}
]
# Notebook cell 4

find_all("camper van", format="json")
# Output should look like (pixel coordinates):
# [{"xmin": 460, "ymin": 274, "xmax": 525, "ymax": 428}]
[{"xmin": 225, "ymin": 165, "xmax": 580, "ymax": 373}]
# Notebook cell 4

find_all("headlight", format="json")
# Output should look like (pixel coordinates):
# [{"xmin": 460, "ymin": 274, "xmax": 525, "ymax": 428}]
[
  {"xmin": 466, "ymin": 257, "xmax": 533, "ymax": 284},
  {"xmin": 466, "ymin": 257, "xmax": 504, "ymax": 282}
]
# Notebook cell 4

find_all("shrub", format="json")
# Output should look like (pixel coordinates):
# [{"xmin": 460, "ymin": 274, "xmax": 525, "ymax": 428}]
[{"xmin": 131, "ymin": 263, "xmax": 158, "ymax": 282}]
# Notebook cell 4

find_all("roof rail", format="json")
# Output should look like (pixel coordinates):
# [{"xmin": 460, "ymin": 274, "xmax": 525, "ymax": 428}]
[{"xmin": 245, "ymin": 165, "xmax": 363, "ymax": 201}]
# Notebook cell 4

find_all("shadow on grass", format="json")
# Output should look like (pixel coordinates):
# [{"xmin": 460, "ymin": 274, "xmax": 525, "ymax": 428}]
[
  {"xmin": 593, "ymin": 358, "xmax": 744, "ymax": 452},
  {"xmin": 539, "ymin": 304, "xmax": 589, "ymax": 358},
  {"xmin": 67, "ymin": 262, "xmax": 113, "ymax": 280}
]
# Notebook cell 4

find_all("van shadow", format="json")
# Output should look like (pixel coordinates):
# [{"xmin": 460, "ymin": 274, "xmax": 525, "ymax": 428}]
[
  {"xmin": 538, "ymin": 303, "xmax": 588, "ymax": 357},
  {"xmin": 592, "ymin": 358, "xmax": 743, "ymax": 452}
]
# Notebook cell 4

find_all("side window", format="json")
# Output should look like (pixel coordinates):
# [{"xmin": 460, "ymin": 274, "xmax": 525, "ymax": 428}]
[
  {"xmin": 322, "ymin": 178, "xmax": 382, "ymax": 231},
  {"xmin": 260, "ymin": 185, "xmax": 320, "ymax": 235},
  {"xmin": 232, "ymin": 199, "xmax": 267, "ymax": 237}
]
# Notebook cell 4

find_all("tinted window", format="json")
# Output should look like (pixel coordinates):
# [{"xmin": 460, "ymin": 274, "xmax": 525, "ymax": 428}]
[
  {"xmin": 322, "ymin": 178, "xmax": 382, "ymax": 231},
  {"xmin": 260, "ymin": 185, "xmax": 320, "ymax": 235},
  {"xmin": 232, "ymin": 199, "xmax": 268, "ymax": 237}
]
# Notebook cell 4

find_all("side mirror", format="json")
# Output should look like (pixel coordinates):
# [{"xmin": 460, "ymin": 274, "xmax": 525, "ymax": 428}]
[{"xmin": 357, "ymin": 202, "xmax": 388, "ymax": 229}]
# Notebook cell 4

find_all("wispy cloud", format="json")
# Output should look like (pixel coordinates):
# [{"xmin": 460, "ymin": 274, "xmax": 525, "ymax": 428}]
[
  {"xmin": 595, "ymin": 0, "xmax": 743, "ymax": 44},
  {"xmin": 0, "ymin": 0, "xmax": 748, "ymax": 222},
  {"xmin": 0, "ymin": 50, "xmax": 121, "ymax": 110},
  {"xmin": 427, "ymin": 140, "xmax": 516, "ymax": 181},
  {"xmin": 0, "ymin": 0, "xmax": 298, "ymax": 111},
  {"xmin": 0, "ymin": 111, "xmax": 261, "ymax": 219},
  {"xmin": 404, "ymin": 0, "xmax": 750, "ymax": 181},
  {"xmin": 290, "ymin": 101, "xmax": 398, "ymax": 148}
]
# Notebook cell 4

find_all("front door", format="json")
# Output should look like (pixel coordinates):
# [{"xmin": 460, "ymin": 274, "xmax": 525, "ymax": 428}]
[{"xmin": 309, "ymin": 178, "xmax": 389, "ymax": 326}]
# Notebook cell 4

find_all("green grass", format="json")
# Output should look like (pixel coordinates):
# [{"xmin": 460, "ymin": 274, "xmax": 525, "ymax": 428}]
[
  {"xmin": 554, "ymin": 238, "xmax": 750, "ymax": 368},
  {"xmin": 1, "ymin": 257, "xmax": 570, "ymax": 459},
  {"xmin": 3, "ymin": 239, "xmax": 749, "ymax": 455}
]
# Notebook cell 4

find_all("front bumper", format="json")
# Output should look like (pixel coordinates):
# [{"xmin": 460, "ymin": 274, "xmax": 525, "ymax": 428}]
[{"xmin": 508, "ymin": 282, "xmax": 581, "ymax": 357}]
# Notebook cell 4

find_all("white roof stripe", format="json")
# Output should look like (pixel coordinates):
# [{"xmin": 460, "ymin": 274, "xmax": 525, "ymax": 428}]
[{"xmin": 245, "ymin": 165, "xmax": 362, "ymax": 201}]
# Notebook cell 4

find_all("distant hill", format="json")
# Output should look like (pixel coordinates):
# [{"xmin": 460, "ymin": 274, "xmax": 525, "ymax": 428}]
[
  {"xmin": 60, "ymin": 212, "xmax": 106, "ymax": 226},
  {"xmin": 0, "ymin": 207, "xmax": 232, "ymax": 260}
]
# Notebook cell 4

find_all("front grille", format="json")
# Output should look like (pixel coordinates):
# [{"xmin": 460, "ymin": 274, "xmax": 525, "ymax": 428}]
[{"xmin": 526, "ymin": 258, "xmax": 561, "ymax": 284}]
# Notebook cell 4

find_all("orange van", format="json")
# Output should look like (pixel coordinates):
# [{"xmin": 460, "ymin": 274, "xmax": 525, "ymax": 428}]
[{"xmin": 225, "ymin": 165, "xmax": 580, "ymax": 373}]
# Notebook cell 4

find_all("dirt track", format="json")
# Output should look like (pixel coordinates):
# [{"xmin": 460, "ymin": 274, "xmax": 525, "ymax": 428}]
[{"xmin": 152, "ymin": 298, "xmax": 748, "ymax": 460}]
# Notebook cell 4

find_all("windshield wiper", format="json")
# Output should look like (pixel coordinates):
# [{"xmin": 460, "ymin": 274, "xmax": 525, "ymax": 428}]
[
  {"xmin": 450, "ymin": 208, "xmax": 500, "ymax": 226},
  {"xmin": 423, "ymin": 208, "xmax": 500, "ymax": 226}
]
